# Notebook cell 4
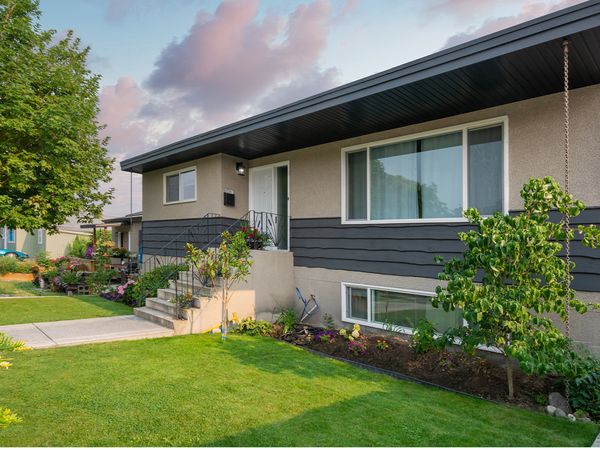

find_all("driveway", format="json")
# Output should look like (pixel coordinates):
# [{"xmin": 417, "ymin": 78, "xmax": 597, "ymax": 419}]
[{"xmin": 0, "ymin": 315, "xmax": 173, "ymax": 348}]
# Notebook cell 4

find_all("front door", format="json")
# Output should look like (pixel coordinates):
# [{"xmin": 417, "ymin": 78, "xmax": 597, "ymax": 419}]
[{"xmin": 249, "ymin": 163, "xmax": 289, "ymax": 250}]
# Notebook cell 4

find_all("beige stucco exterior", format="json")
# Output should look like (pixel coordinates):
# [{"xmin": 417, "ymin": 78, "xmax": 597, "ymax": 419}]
[{"xmin": 6, "ymin": 228, "xmax": 91, "ymax": 258}]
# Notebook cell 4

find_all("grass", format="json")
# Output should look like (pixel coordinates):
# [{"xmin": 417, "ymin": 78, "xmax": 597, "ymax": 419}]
[
  {"xmin": 0, "ymin": 280, "xmax": 46, "ymax": 297},
  {"xmin": 0, "ymin": 295, "xmax": 132, "ymax": 325},
  {"xmin": 0, "ymin": 335, "xmax": 597, "ymax": 446}
]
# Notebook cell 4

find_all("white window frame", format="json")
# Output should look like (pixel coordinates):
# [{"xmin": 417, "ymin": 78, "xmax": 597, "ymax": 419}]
[
  {"xmin": 343, "ymin": 281, "xmax": 472, "ymax": 334},
  {"xmin": 341, "ymin": 282, "xmax": 441, "ymax": 334},
  {"xmin": 37, "ymin": 229, "xmax": 43, "ymax": 245},
  {"xmin": 163, "ymin": 166, "xmax": 197, "ymax": 205},
  {"xmin": 341, "ymin": 116, "xmax": 509, "ymax": 224},
  {"xmin": 7, "ymin": 228, "xmax": 15, "ymax": 244}
]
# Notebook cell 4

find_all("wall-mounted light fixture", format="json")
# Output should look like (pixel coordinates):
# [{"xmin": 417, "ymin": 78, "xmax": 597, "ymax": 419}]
[{"xmin": 235, "ymin": 162, "xmax": 246, "ymax": 176}]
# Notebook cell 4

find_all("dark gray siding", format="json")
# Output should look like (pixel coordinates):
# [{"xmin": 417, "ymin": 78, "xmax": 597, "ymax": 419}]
[
  {"xmin": 290, "ymin": 208, "xmax": 600, "ymax": 292},
  {"xmin": 142, "ymin": 217, "xmax": 238, "ymax": 257}
]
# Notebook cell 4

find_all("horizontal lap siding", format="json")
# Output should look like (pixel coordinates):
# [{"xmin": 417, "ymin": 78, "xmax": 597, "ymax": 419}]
[
  {"xmin": 142, "ymin": 217, "xmax": 238, "ymax": 257},
  {"xmin": 290, "ymin": 208, "xmax": 600, "ymax": 292}
]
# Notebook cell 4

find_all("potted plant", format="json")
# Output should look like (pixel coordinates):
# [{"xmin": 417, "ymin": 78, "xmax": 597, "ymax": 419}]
[{"xmin": 110, "ymin": 247, "xmax": 130, "ymax": 265}]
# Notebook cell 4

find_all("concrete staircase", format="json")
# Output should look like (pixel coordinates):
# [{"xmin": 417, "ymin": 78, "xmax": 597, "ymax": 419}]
[{"xmin": 133, "ymin": 272, "xmax": 222, "ymax": 335}]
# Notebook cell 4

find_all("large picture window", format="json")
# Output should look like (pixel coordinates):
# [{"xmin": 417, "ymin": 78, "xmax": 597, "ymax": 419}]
[
  {"xmin": 164, "ymin": 167, "xmax": 196, "ymax": 204},
  {"xmin": 343, "ymin": 120, "xmax": 505, "ymax": 222},
  {"xmin": 343, "ymin": 284, "xmax": 463, "ymax": 334}
]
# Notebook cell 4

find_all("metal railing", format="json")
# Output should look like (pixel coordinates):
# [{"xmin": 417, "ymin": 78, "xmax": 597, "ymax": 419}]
[{"xmin": 136, "ymin": 210, "xmax": 289, "ymax": 319}]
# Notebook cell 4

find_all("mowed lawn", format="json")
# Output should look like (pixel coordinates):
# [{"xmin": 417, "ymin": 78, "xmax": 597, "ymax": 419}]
[
  {"xmin": 0, "ymin": 295, "xmax": 132, "ymax": 325},
  {"xmin": 1, "ymin": 335, "xmax": 597, "ymax": 447}
]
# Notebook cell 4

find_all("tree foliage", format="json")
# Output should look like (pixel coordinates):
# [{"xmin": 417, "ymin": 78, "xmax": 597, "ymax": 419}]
[
  {"xmin": 433, "ymin": 177, "xmax": 599, "ymax": 398},
  {"xmin": 186, "ymin": 231, "xmax": 253, "ymax": 341},
  {"xmin": 0, "ymin": 0, "xmax": 113, "ymax": 233}
]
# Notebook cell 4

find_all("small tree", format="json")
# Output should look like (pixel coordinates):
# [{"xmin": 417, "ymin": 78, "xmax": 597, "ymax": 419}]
[
  {"xmin": 433, "ymin": 177, "xmax": 599, "ymax": 399},
  {"xmin": 186, "ymin": 231, "xmax": 253, "ymax": 341}
]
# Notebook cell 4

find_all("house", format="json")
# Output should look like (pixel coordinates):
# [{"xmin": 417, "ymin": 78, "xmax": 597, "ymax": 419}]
[
  {"xmin": 121, "ymin": 2, "xmax": 600, "ymax": 354},
  {"xmin": 0, "ymin": 225, "xmax": 92, "ymax": 259},
  {"xmin": 81, "ymin": 212, "xmax": 143, "ymax": 258}
]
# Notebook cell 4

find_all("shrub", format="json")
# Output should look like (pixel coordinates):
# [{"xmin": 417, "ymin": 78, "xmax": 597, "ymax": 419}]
[
  {"xmin": 125, "ymin": 263, "xmax": 187, "ymax": 306},
  {"xmin": 562, "ymin": 348, "xmax": 600, "ymax": 418},
  {"xmin": 0, "ymin": 408, "xmax": 22, "ymax": 430},
  {"xmin": 411, "ymin": 319, "xmax": 437, "ymax": 354},
  {"xmin": 35, "ymin": 251, "xmax": 52, "ymax": 268},
  {"xmin": 65, "ymin": 235, "xmax": 91, "ymax": 258},
  {"xmin": 60, "ymin": 271, "xmax": 81, "ymax": 286},
  {"xmin": 234, "ymin": 318, "xmax": 274, "ymax": 336},
  {"xmin": 0, "ymin": 258, "xmax": 18, "ymax": 275},
  {"xmin": 276, "ymin": 309, "xmax": 297, "ymax": 334},
  {"xmin": 86, "ymin": 268, "xmax": 115, "ymax": 294}
]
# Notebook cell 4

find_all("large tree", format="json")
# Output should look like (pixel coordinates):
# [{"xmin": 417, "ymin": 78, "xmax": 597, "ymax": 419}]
[{"xmin": 0, "ymin": 0, "xmax": 113, "ymax": 233}]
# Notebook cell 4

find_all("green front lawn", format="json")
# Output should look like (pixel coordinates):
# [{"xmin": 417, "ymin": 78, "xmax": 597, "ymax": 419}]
[
  {"xmin": 0, "ymin": 280, "xmax": 48, "ymax": 297},
  {"xmin": 1, "ymin": 335, "xmax": 597, "ymax": 446},
  {"xmin": 0, "ymin": 295, "xmax": 132, "ymax": 325}
]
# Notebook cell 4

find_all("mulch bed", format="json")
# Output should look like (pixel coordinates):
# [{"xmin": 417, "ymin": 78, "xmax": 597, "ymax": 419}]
[{"xmin": 280, "ymin": 325, "xmax": 561, "ymax": 411}]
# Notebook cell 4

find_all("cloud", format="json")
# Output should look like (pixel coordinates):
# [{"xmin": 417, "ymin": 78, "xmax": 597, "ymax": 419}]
[
  {"xmin": 440, "ymin": 0, "xmax": 585, "ymax": 49},
  {"xmin": 105, "ymin": 0, "xmax": 135, "ymax": 22},
  {"xmin": 98, "ymin": 0, "xmax": 355, "ymax": 217},
  {"xmin": 145, "ymin": 0, "xmax": 339, "ymax": 114}
]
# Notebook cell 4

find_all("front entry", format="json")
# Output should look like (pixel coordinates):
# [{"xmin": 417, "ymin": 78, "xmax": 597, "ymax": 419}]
[{"xmin": 249, "ymin": 163, "xmax": 289, "ymax": 250}]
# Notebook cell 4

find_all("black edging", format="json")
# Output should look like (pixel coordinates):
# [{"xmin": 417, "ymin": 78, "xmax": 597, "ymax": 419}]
[{"xmin": 286, "ymin": 342, "xmax": 512, "ymax": 408}]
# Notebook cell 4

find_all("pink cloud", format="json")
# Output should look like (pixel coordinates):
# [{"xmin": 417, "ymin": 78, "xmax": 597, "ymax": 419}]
[
  {"xmin": 441, "ymin": 0, "xmax": 585, "ymax": 49},
  {"xmin": 145, "ymin": 0, "xmax": 339, "ymax": 114}
]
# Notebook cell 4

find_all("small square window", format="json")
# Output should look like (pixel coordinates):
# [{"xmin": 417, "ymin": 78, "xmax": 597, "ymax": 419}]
[
  {"xmin": 7, "ymin": 229, "xmax": 15, "ymax": 244},
  {"xmin": 37, "ymin": 229, "xmax": 43, "ymax": 245}
]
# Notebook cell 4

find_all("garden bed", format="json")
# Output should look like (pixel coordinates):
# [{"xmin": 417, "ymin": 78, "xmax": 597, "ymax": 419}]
[{"xmin": 282, "ymin": 326, "xmax": 558, "ymax": 411}]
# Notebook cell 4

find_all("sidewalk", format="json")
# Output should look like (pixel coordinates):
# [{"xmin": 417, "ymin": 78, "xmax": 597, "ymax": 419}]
[{"xmin": 0, "ymin": 315, "xmax": 173, "ymax": 348}]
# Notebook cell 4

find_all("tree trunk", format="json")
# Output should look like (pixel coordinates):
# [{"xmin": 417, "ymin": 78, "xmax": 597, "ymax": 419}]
[
  {"xmin": 221, "ymin": 284, "xmax": 227, "ymax": 341},
  {"xmin": 505, "ymin": 355, "xmax": 514, "ymax": 399}
]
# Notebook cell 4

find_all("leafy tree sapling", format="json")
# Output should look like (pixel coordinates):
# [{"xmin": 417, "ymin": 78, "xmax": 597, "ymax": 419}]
[
  {"xmin": 433, "ymin": 177, "xmax": 599, "ymax": 399},
  {"xmin": 186, "ymin": 231, "xmax": 253, "ymax": 341}
]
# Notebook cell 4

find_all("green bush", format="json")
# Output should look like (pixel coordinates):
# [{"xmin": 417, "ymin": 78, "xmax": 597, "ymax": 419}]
[
  {"xmin": 65, "ymin": 235, "xmax": 91, "ymax": 258},
  {"xmin": 234, "ymin": 318, "xmax": 274, "ymax": 336},
  {"xmin": 60, "ymin": 271, "xmax": 82, "ymax": 286},
  {"xmin": 411, "ymin": 319, "xmax": 437, "ymax": 354},
  {"xmin": 563, "ymin": 349, "xmax": 600, "ymax": 419},
  {"xmin": 125, "ymin": 263, "xmax": 187, "ymax": 306},
  {"xmin": 276, "ymin": 309, "xmax": 297, "ymax": 334},
  {"xmin": 35, "ymin": 251, "xmax": 52, "ymax": 268},
  {"xmin": 0, "ymin": 258, "xmax": 37, "ymax": 275}
]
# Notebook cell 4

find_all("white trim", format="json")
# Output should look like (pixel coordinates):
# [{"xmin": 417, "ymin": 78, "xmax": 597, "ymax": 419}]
[
  {"xmin": 248, "ymin": 161, "xmax": 291, "ymax": 251},
  {"xmin": 342, "ymin": 282, "xmax": 438, "ymax": 334},
  {"xmin": 341, "ymin": 116, "xmax": 509, "ymax": 224},
  {"xmin": 163, "ymin": 166, "xmax": 197, "ymax": 205}
]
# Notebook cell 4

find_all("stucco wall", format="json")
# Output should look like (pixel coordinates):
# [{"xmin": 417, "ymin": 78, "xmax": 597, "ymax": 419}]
[
  {"xmin": 248, "ymin": 84, "xmax": 600, "ymax": 217},
  {"xmin": 46, "ymin": 231, "xmax": 91, "ymax": 259},
  {"xmin": 294, "ymin": 266, "xmax": 600, "ymax": 357},
  {"xmin": 112, "ymin": 222, "xmax": 142, "ymax": 254}
]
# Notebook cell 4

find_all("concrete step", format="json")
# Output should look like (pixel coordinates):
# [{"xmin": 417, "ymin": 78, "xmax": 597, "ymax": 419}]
[
  {"xmin": 146, "ymin": 297, "xmax": 178, "ymax": 317},
  {"xmin": 168, "ymin": 279, "xmax": 213, "ymax": 297},
  {"xmin": 157, "ymin": 288, "xmax": 178, "ymax": 302},
  {"xmin": 134, "ymin": 306, "xmax": 177, "ymax": 329}
]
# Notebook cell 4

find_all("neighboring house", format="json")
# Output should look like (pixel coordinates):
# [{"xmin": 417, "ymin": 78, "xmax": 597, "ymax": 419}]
[
  {"xmin": 121, "ymin": 2, "xmax": 600, "ymax": 354},
  {"xmin": 81, "ymin": 212, "xmax": 143, "ymax": 257},
  {"xmin": 0, "ymin": 225, "xmax": 92, "ymax": 259}
]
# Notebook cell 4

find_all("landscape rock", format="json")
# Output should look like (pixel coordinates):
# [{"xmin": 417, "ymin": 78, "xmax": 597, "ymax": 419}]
[
  {"xmin": 567, "ymin": 414, "xmax": 576, "ymax": 422},
  {"xmin": 580, "ymin": 417, "xmax": 592, "ymax": 423},
  {"xmin": 554, "ymin": 408, "xmax": 567, "ymax": 418},
  {"xmin": 549, "ymin": 392, "xmax": 572, "ymax": 414},
  {"xmin": 546, "ymin": 405, "xmax": 557, "ymax": 415}
]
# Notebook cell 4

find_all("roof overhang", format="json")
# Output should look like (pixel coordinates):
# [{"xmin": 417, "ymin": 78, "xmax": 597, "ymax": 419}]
[{"xmin": 121, "ymin": 0, "xmax": 600, "ymax": 174}]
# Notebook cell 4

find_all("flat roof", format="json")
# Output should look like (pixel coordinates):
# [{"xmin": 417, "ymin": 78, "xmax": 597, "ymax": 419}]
[{"xmin": 121, "ymin": 0, "xmax": 600, "ymax": 174}]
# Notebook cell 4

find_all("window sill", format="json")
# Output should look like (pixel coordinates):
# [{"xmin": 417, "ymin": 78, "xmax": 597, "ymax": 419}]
[
  {"xmin": 341, "ymin": 217, "xmax": 470, "ymax": 225},
  {"xmin": 163, "ymin": 198, "xmax": 197, "ymax": 206}
]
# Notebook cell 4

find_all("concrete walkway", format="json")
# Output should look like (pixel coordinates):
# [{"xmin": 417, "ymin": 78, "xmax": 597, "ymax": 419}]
[
  {"xmin": 0, "ymin": 315, "xmax": 173, "ymax": 348},
  {"xmin": 593, "ymin": 431, "xmax": 600, "ymax": 448}
]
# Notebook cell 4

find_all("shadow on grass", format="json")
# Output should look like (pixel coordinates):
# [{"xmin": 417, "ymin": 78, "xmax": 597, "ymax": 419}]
[
  {"xmin": 204, "ymin": 387, "xmax": 597, "ymax": 447},
  {"xmin": 216, "ymin": 335, "xmax": 373, "ymax": 381}
]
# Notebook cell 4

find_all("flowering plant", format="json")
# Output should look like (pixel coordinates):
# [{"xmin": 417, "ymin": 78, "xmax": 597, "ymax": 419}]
[
  {"xmin": 376, "ymin": 339, "xmax": 389, "ymax": 351},
  {"xmin": 240, "ymin": 226, "xmax": 271, "ymax": 250},
  {"xmin": 314, "ymin": 330, "xmax": 336, "ymax": 344},
  {"xmin": 348, "ymin": 337, "xmax": 368, "ymax": 355}
]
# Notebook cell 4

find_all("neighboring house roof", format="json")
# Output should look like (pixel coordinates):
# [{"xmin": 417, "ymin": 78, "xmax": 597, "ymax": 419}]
[{"xmin": 121, "ymin": 0, "xmax": 600, "ymax": 174}]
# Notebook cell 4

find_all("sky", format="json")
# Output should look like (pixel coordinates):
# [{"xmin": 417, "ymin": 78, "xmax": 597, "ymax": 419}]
[{"xmin": 37, "ymin": 0, "xmax": 584, "ymax": 219}]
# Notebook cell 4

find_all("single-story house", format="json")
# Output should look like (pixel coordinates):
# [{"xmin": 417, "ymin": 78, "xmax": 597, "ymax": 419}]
[
  {"xmin": 121, "ymin": 2, "xmax": 600, "ymax": 354},
  {"xmin": 0, "ymin": 225, "xmax": 92, "ymax": 259}
]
